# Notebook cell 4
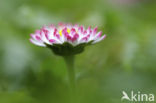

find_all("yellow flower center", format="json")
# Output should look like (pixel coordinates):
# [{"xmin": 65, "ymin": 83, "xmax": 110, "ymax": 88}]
[
  {"xmin": 67, "ymin": 28, "xmax": 70, "ymax": 34},
  {"xmin": 59, "ymin": 30, "xmax": 62, "ymax": 36},
  {"xmin": 59, "ymin": 28, "xmax": 70, "ymax": 36}
]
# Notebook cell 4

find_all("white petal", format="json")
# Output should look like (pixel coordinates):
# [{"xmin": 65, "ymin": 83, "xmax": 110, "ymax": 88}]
[
  {"xmin": 92, "ymin": 34, "xmax": 106, "ymax": 44},
  {"xmin": 30, "ymin": 39, "xmax": 46, "ymax": 47},
  {"xmin": 41, "ymin": 32, "xmax": 51, "ymax": 45}
]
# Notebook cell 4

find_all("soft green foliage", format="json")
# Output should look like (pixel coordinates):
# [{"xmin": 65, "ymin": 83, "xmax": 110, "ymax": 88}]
[{"xmin": 0, "ymin": 0, "xmax": 156, "ymax": 103}]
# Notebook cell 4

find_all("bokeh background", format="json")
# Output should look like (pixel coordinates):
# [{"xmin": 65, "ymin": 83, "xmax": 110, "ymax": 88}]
[{"xmin": 0, "ymin": 0, "xmax": 156, "ymax": 103}]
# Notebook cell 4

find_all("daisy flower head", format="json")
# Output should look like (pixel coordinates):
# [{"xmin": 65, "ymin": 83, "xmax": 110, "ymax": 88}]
[{"xmin": 30, "ymin": 23, "xmax": 106, "ymax": 56}]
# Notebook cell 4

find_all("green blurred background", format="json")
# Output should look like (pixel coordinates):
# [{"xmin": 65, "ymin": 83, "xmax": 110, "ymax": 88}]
[{"xmin": 0, "ymin": 0, "xmax": 156, "ymax": 103}]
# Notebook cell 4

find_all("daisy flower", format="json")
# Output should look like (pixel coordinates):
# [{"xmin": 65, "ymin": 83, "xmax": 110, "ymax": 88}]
[{"xmin": 30, "ymin": 23, "xmax": 106, "ymax": 55}]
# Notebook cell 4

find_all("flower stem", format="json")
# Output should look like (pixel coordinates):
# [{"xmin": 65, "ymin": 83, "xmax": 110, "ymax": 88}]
[{"xmin": 63, "ymin": 55, "xmax": 76, "ymax": 101}]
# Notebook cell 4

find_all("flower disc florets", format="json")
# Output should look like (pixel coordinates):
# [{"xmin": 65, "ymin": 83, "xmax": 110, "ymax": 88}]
[{"xmin": 30, "ymin": 23, "xmax": 106, "ymax": 56}]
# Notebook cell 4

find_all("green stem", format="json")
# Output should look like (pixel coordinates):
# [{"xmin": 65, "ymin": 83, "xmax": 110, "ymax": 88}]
[{"xmin": 63, "ymin": 55, "xmax": 76, "ymax": 96}]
